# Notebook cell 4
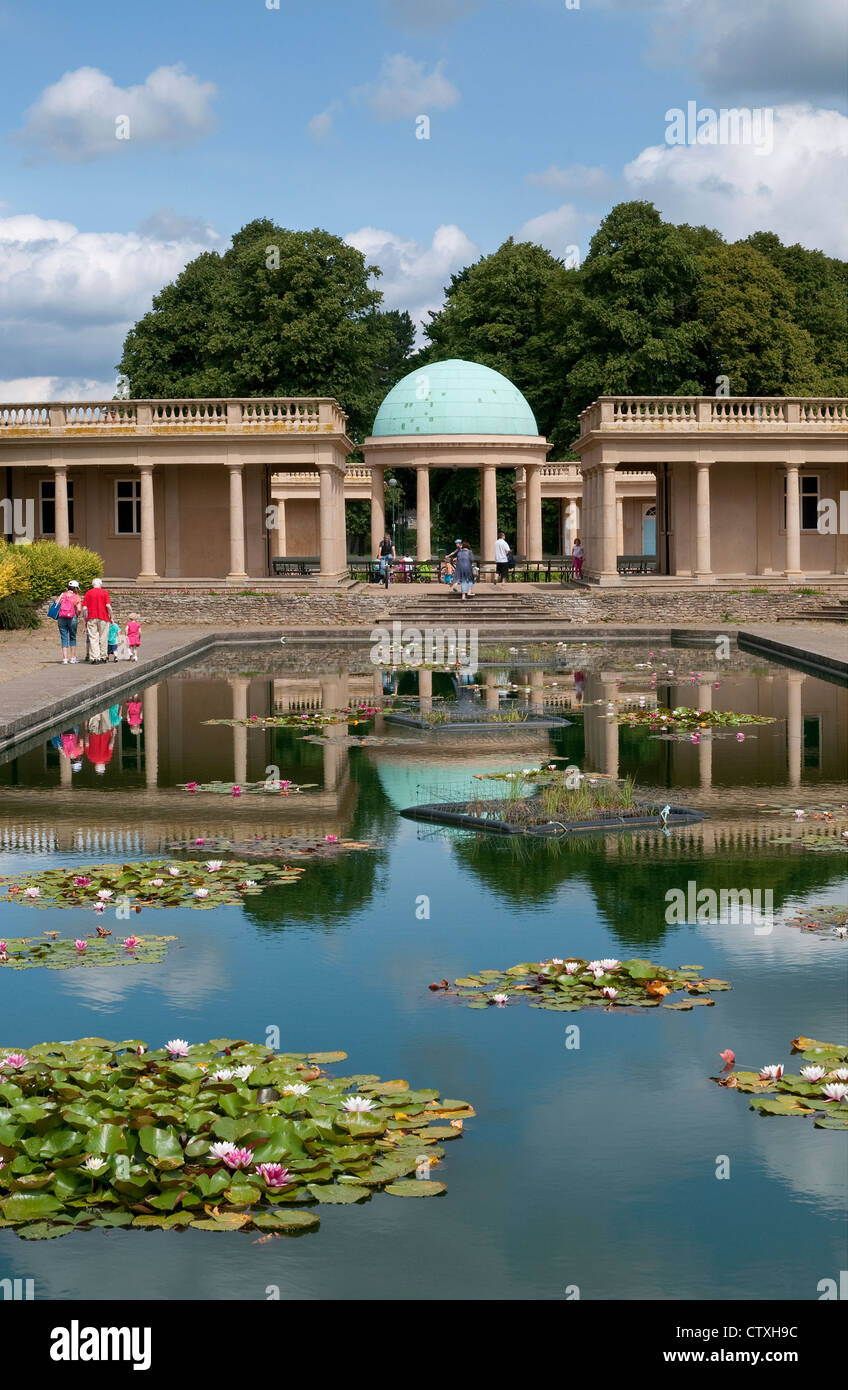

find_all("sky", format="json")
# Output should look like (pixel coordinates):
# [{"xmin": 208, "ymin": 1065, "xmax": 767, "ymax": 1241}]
[{"xmin": 0, "ymin": 0, "xmax": 846, "ymax": 401}]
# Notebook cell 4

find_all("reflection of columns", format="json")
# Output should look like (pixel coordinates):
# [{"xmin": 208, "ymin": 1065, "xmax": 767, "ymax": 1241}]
[
  {"xmin": 231, "ymin": 677, "xmax": 249, "ymax": 787},
  {"xmin": 53, "ymin": 465, "xmax": 70, "ymax": 548},
  {"xmin": 529, "ymin": 667, "xmax": 544, "ymax": 713},
  {"xmin": 138, "ymin": 464, "xmax": 158, "ymax": 581},
  {"xmin": 480, "ymin": 464, "xmax": 497, "ymax": 567},
  {"xmin": 319, "ymin": 464, "xmax": 347, "ymax": 580},
  {"xmin": 616, "ymin": 497, "xmax": 624, "ymax": 558},
  {"xmin": 143, "ymin": 683, "xmax": 159, "ymax": 790},
  {"xmin": 418, "ymin": 666, "xmax": 433, "ymax": 714},
  {"xmin": 484, "ymin": 670, "xmax": 499, "ymax": 711},
  {"xmin": 787, "ymin": 671, "xmax": 804, "ymax": 789},
  {"xmin": 59, "ymin": 751, "xmax": 72, "ymax": 787},
  {"xmin": 601, "ymin": 680, "xmax": 619, "ymax": 778},
  {"xmin": 599, "ymin": 464, "xmax": 619, "ymax": 581},
  {"xmin": 695, "ymin": 461, "xmax": 714, "ymax": 582},
  {"xmin": 525, "ymin": 464, "xmax": 542, "ymax": 561},
  {"xmin": 516, "ymin": 471, "xmax": 526, "ymax": 556},
  {"xmin": 784, "ymin": 464, "xmax": 802, "ymax": 577},
  {"xmin": 697, "ymin": 681, "xmax": 713, "ymax": 789},
  {"xmin": 416, "ymin": 465, "xmax": 431, "ymax": 561},
  {"xmin": 370, "ymin": 465, "xmax": 385, "ymax": 554},
  {"xmin": 227, "ymin": 463, "xmax": 247, "ymax": 581}
]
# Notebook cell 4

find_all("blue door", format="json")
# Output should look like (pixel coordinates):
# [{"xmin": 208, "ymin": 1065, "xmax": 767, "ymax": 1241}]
[{"xmin": 642, "ymin": 512, "xmax": 656, "ymax": 555}]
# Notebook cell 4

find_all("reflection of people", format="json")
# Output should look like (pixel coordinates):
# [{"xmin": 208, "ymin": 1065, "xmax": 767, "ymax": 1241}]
[
  {"xmin": 381, "ymin": 668, "xmax": 399, "ymax": 696},
  {"xmin": 126, "ymin": 697, "xmax": 143, "ymax": 732},
  {"xmin": 85, "ymin": 709, "xmax": 117, "ymax": 774},
  {"xmin": 52, "ymin": 727, "xmax": 84, "ymax": 773},
  {"xmin": 573, "ymin": 670, "xmax": 585, "ymax": 706}
]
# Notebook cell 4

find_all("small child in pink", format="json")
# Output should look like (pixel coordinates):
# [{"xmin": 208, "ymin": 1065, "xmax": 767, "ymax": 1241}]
[{"xmin": 126, "ymin": 614, "xmax": 142, "ymax": 662}]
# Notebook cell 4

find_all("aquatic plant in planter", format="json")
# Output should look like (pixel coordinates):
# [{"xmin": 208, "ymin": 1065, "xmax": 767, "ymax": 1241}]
[
  {"xmin": 0, "ymin": 933, "xmax": 176, "ymax": 970},
  {"xmin": 202, "ymin": 705, "xmax": 379, "ymax": 730},
  {"xmin": 620, "ymin": 706, "xmax": 776, "ymax": 732},
  {"xmin": 714, "ymin": 1036, "xmax": 848, "ymax": 1129},
  {"xmin": 0, "ymin": 1039, "xmax": 473, "ymax": 1238},
  {"xmin": 431, "ymin": 956, "xmax": 731, "ymax": 1010},
  {"xmin": 0, "ymin": 860, "xmax": 303, "ymax": 911},
  {"xmin": 178, "ymin": 779, "xmax": 318, "ymax": 796}
]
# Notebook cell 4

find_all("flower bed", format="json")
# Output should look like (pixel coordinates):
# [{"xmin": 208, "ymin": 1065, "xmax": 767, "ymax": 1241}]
[
  {"xmin": 430, "ymin": 956, "xmax": 730, "ymax": 1010},
  {"xmin": 0, "ymin": 1039, "xmax": 473, "ymax": 1237},
  {"xmin": 0, "ymin": 933, "xmax": 176, "ymax": 970},
  {"xmin": 0, "ymin": 861, "xmax": 302, "ymax": 911},
  {"xmin": 715, "ymin": 1036, "xmax": 848, "ymax": 1129}
]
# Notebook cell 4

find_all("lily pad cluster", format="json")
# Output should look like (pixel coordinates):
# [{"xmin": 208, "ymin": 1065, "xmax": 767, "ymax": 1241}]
[
  {"xmin": 166, "ymin": 834, "xmax": 375, "ymax": 859},
  {"xmin": 179, "ymin": 779, "xmax": 317, "ymax": 796},
  {"xmin": 620, "ymin": 706, "xmax": 776, "ymax": 731},
  {"xmin": 0, "ymin": 1038, "xmax": 473, "ymax": 1238},
  {"xmin": 435, "ymin": 956, "xmax": 731, "ymax": 1010},
  {"xmin": 784, "ymin": 905, "xmax": 848, "ymax": 938},
  {"xmin": 0, "ymin": 934, "xmax": 176, "ymax": 970},
  {"xmin": 0, "ymin": 860, "xmax": 303, "ymax": 912},
  {"xmin": 771, "ymin": 834, "xmax": 848, "ymax": 855},
  {"xmin": 716, "ymin": 1036, "xmax": 848, "ymax": 1129},
  {"xmin": 202, "ymin": 705, "xmax": 378, "ymax": 730}
]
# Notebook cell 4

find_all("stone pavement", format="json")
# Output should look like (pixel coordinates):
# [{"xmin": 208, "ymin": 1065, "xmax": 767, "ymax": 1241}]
[{"xmin": 737, "ymin": 624, "xmax": 847, "ymax": 680}]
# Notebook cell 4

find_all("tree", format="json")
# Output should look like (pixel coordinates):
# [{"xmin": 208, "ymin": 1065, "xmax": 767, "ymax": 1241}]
[
  {"xmin": 117, "ymin": 220, "xmax": 410, "ymax": 442},
  {"xmin": 744, "ymin": 232, "xmax": 847, "ymax": 395}
]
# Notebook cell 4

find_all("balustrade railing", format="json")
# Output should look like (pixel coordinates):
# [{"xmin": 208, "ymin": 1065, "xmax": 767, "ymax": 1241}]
[
  {"xmin": 579, "ymin": 396, "xmax": 847, "ymax": 433},
  {"xmin": 0, "ymin": 398, "xmax": 349, "ymax": 435}
]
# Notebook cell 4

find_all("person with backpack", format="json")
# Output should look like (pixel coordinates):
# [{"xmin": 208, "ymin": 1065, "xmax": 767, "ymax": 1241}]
[
  {"xmin": 51, "ymin": 580, "xmax": 82, "ymax": 664},
  {"xmin": 455, "ymin": 542, "xmax": 475, "ymax": 600}
]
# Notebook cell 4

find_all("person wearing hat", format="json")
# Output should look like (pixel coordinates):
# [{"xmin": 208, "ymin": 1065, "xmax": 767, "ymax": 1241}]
[
  {"xmin": 55, "ymin": 580, "xmax": 83, "ymax": 664},
  {"xmin": 445, "ymin": 539, "xmax": 463, "ymax": 593}
]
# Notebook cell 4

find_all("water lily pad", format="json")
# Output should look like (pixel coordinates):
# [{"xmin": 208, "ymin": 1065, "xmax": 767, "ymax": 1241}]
[
  {"xmin": 439, "ymin": 957, "xmax": 730, "ymax": 1013},
  {"xmin": 0, "ymin": 861, "xmax": 302, "ymax": 913},
  {"xmin": 384, "ymin": 1180, "xmax": 446, "ymax": 1197}
]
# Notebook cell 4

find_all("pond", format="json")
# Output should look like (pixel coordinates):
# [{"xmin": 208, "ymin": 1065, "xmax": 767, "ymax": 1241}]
[{"xmin": 1, "ymin": 638, "xmax": 846, "ymax": 1301}]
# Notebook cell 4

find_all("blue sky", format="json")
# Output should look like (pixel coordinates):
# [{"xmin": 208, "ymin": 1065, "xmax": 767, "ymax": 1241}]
[{"xmin": 0, "ymin": 0, "xmax": 845, "ymax": 398}]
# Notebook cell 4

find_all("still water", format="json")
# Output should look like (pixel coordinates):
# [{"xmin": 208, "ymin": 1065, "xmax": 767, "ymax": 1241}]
[{"xmin": 1, "ymin": 639, "xmax": 846, "ymax": 1300}]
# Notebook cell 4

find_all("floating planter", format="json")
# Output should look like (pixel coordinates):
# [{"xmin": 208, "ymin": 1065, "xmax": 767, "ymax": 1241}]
[
  {"xmin": 715, "ymin": 1036, "xmax": 848, "ymax": 1128},
  {"xmin": 386, "ymin": 708, "xmax": 571, "ymax": 731},
  {"xmin": 0, "ymin": 861, "xmax": 303, "ymax": 911},
  {"xmin": 0, "ymin": 933, "xmax": 176, "ymax": 970},
  {"xmin": 179, "ymin": 780, "xmax": 317, "ymax": 796},
  {"xmin": 431, "ymin": 957, "xmax": 730, "ymax": 1010},
  {"xmin": 0, "ymin": 1039, "xmax": 473, "ymax": 1238},
  {"xmin": 202, "ymin": 705, "xmax": 379, "ymax": 730},
  {"xmin": 166, "ymin": 834, "xmax": 375, "ymax": 859}
]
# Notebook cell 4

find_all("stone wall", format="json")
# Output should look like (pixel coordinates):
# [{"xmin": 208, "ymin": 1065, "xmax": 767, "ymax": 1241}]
[{"xmin": 536, "ymin": 588, "xmax": 836, "ymax": 625}]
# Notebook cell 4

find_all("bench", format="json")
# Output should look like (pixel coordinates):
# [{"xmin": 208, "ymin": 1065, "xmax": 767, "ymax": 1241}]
[
  {"xmin": 271, "ymin": 556, "xmax": 319, "ymax": 577},
  {"xmin": 617, "ymin": 554, "xmax": 657, "ymax": 575}
]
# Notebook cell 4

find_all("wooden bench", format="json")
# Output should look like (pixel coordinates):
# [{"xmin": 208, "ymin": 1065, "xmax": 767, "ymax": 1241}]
[
  {"xmin": 617, "ymin": 555, "xmax": 657, "ymax": 575},
  {"xmin": 271, "ymin": 556, "xmax": 319, "ymax": 577}
]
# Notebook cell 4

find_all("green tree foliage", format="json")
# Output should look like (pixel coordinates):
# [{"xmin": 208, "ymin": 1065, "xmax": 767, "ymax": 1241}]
[
  {"xmin": 744, "ymin": 232, "xmax": 848, "ymax": 395},
  {"xmin": 117, "ymin": 220, "xmax": 413, "ymax": 442}
]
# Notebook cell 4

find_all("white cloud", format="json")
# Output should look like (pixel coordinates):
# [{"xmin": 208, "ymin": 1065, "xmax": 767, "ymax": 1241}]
[
  {"xmin": 345, "ymin": 223, "xmax": 479, "ymax": 335},
  {"xmin": 356, "ymin": 54, "xmax": 460, "ymax": 121},
  {"xmin": 515, "ymin": 203, "xmax": 597, "ymax": 262},
  {"xmin": 307, "ymin": 104, "xmax": 339, "ymax": 141},
  {"xmin": 0, "ymin": 376, "xmax": 117, "ymax": 403},
  {"xmin": 14, "ymin": 63, "xmax": 217, "ymax": 163},
  {"xmin": 623, "ymin": 103, "xmax": 848, "ymax": 257},
  {"xmin": 0, "ymin": 212, "xmax": 218, "ymax": 392},
  {"xmin": 527, "ymin": 164, "xmax": 616, "ymax": 200}
]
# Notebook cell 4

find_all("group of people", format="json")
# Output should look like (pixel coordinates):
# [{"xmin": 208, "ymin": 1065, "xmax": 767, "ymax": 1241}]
[
  {"xmin": 376, "ymin": 531, "xmax": 585, "ymax": 587},
  {"xmin": 51, "ymin": 578, "xmax": 142, "ymax": 666},
  {"xmin": 51, "ymin": 699, "xmax": 144, "ymax": 776}
]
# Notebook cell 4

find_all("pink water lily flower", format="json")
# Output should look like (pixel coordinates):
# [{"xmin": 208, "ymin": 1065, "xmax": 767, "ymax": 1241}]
[
  {"xmin": 601, "ymin": 986, "xmax": 618, "ymax": 1001},
  {"xmin": 74, "ymin": 939, "xmax": 87, "ymax": 952},
  {"xmin": 24, "ymin": 886, "xmax": 40, "ymax": 898},
  {"xmin": 122, "ymin": 936, "xmax": 140, "ymax": 950},
  {"xmin": 490, "ymin": 993, "xmax": 509, "ymax": 1006},
  {"xmin": 194, "ymin": 888, "xmax": 209, "ymax": 898},
  {"xmin": 165, "ymin": 1038, "xmax": 190, "ymax": 1057},
  {"xmin": 324, "ymin": 835, "xmax": 339, "ymax": 843},
  {"xmin": 73, "ymin": 876, "xmax": 92, "ymax": 887},
  {"xmin": 194, "ymin": 838, "xmax": 204, "ymax": 845},
  {"xmin": 2, "ymin": 1053, "xmax": 27, "ymax": 1070},
  {"xmin": 736, "ymin": 732, "xmax": 745, "ymax": 742},
  {"xmin": 231, "ymin": 786, "xmax": 242, "ymax": 797},
  {"xmin": 255, "ymin": 1162, "xmax": 290, "ymax": 1187},
  {"xmin": 149, "ymin": 878, "xmax": 164, "ymax": 887},
  {"xmin": 97, "ymin": 889, "xmax": 113, "ymax": 901},
  {"xmin": 0, "ymin": 941, "xmax": 7, "ymax": 953},
  {"xmin": 185, "ymin": 782, "xmax": 198, "ymax": 793},
  {"xmin": 719, "ymin": 1049, "xmax": 735, "ymax": 1066},
  {"xmin": 821, "ymin": 1083, "xmax": 848, "ymax": 1102},
  {"xmin": 222, "ymin": 1147, "xmax": 254, "ymax": 1169},
  {"xmin": 564, "ymin": 962, "xmax": 581, "ymax": 975},
  {"xmin": 759, "ymin": 1064, "xmax": 784, "ymax": 1080},
  {"xmin": 205, "ymin": 861, "xmax": 223, "ymax": 871}
]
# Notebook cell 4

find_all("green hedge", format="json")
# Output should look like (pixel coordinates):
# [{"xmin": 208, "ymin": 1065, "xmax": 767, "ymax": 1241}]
[
  {"xmin": 0, "ymin": 593, "xmax": 40, "ymax": 630},
  {"xmin": 11, "ymin": 541, "xmax": 102, "ymax": 602}
]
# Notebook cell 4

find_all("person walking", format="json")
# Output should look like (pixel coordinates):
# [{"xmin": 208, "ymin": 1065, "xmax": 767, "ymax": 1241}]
[
  {"xmin": 126, "ymin": 613, "xmax": 142, "ymax": 662},
  {"xmin": 571, "ymin": 537, "xmax": 584, "ymax": 580},
  {"xmin": 455, "ymin": 542, "xmax": 475, "ymax": 600},
  {"xmin": 81, "ymin": 577, "xmax": 112, "ymax": 663},
  {"xmin": 445, "ymin": 539, "xmax": 463, "ymax": 592},
  {"xmin": 55, "ymin": 580, "xmax": 82, "ymax": 663},
  {"xmin": 377, "ymin": 534, "xmax": 395, "ymax": 588},
  {"xmin": 494, "ymin": 531, "xmax": 512, "ymax": 584}
]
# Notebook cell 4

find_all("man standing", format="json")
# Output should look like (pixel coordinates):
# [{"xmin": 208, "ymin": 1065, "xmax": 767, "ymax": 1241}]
[
  {"xmin": 82, "ymin": 577, "xmax": 112, "ymax": 663},
  {"xmin": 494, "ymin": 531, "xmax": 512, "ymax": 584}
]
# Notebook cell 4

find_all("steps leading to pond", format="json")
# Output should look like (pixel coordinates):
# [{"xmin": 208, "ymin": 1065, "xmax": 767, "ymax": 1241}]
[{"xmin": 378, "ymin": 590, "xmax": 568, "ymax": 628}]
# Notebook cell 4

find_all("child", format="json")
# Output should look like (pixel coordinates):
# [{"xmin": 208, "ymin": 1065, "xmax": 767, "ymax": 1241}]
[
  {"xmin": 107, "ymin": 618, "xmax": 120, "ymax": 662},
  {"xmin": 126, "ymin": 613, "xmax": 142, "ymax": 662},
  {"xmin": 571, "ymin": 537, "xmax": 584, "ymax": 579},
  {"xmin": 116, "ymin": 626, "xmax": 130, "ymax": 662}
]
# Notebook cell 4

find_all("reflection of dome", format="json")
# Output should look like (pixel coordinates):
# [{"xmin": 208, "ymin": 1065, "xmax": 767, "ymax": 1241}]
[{"xmin": 372, "ymin": 359, "xmax": 539, "ymax": 437}]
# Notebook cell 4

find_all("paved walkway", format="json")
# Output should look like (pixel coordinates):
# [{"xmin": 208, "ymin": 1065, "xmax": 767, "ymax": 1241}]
[{"xmin": 737, "ymin": 623, "xmax": 847, "ymax": 680}]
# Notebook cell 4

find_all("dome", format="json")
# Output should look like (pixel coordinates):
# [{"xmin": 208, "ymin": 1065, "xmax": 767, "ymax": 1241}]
[{"xmin": 371, "ymin": 359, "xmax": 538, "ymax": 437}]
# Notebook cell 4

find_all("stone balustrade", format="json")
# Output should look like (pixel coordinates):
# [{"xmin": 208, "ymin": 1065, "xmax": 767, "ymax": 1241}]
[
  {"xmin": 0, "ymin": 398, "xmax": 349, "ymax": 436},
  {"xmin": 578, "ymin": 395, "xmax": 848, "ymax": 434}
]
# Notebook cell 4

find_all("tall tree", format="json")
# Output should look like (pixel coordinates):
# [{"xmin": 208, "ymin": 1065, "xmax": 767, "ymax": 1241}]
[
  {"xmin": 744, "ymin": 232, "xmax": 847, "ymax": 395},
  {"xmin": 117, "ymin": 220, "xmax": 409, "ymax": 441}
]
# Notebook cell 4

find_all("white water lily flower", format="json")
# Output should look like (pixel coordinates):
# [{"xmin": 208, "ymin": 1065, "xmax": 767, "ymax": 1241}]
[
  {"xmin": 168, "ymin": 867, "xmax": 180, "ymax": 877},
  {"xmin": 758, "ymin": 1065, "xmax": 784, "ymax": 1080},
  {"xmin": 564, "ymin": 962, "xmax": 581, "ymax": 975},
  {"xmin": 149, "ymin": 878, "xmax": 164, "ymax": 887},
  {"xmin": 828, "ymin": 1068, "xmax": 848, "ymax": 1082},
  {"xmin": 166, "ymin": 1039, "xmax": 190, "ymax": 1057},
  {"xmin": 82, "ymin": 1155, "xmax": 107, "ymax": 1171},
  {"xmin": 341, "ymin": 1095, "xmax": 376, "ymax": 1113},
  {"xmin": 205, "ymin": 860, "xmax": 224, "ymax": 871},
  {"xmin": 24, "ymin": 887, "xmax": 40, "ymax": 898},
  {"xmin": 800, "ymin": 1066, "xmax": 827, "ymax": 1081},
  {"xmin": 209, "ymin": 1068, "xmax": 234, "ymax": 1081},
  {"xmin": 194, "ymin": 887, "xmax": 209, "ymax": 898},
  {"xmin": 597, "ymin": 958, "xmax": 620, "ymax": 971},
  {"xmin": 282, "ymin": 1083, "xmax": 311, "ymax": 1096},
  {"xmin": 821, "ymin": 1083, "xmax": 848, "ymax": 1102},
  {"xmin": 208, "ymin": 1141, "xmax": 236, "ymax": 1160},
  {"xmin": 490, "ymin": 993, "xmax": 509, "ymax": 1006},
  {"xmin": 231, "ymin": 1065, "xmax": 253, "ymax": 1081}
]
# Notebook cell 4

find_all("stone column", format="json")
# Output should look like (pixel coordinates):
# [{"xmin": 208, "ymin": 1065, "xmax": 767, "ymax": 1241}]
[
  {"xmin": 59, "ymin": 750, "xmax": 72, "ymax": 787},
  {"xmin": 416, "ymin": 465, "xmax": 432, "ymax": 561},
  {"xmin": 787, "ymin": 670, "xmax": 804, "ymax": 789},
  {"xmin": 784, "ymin": 464, "xmax": 803, "ymax": 578},
  {"xmin": 525, "ymin": 463, "xmax": 542, "ymax": 562},
  {"xmin": 137, "ymin": 464, "xmax": 158, "ymax": 582},
  {"xmin": 616, "ymin": 497, "xmax": 624, "ymax": 558},
  {"xmin": 143, "ymin": 683, "xmax": 159, "ymax": 790},
  {"xmin": 270, "ymin": 498, "xmax": 286, "ymax": 559},
  {"xmin": 480, "ymin": 464, "xmax": 497, "ymax": 573},
  {"xmin": 599, "ymin": 464, "xmax": 619, "ymax": 582},
  {"xmin": 53, "ymin": 465, "xmax": 70, "ymax": 547},
  {"xmin": 227, "ymin": 463, "xmax": 248, "ymax": 581},
  {"xmin": 516, "ymin": 470, "xmax": 526, "ymax": 556},
  {"xmin": 231, "ymin": 677, "xmax": 249, "ymax": 788},
  {"xmin": 694, "ymin": 461, "xmax": 714, "ymax": 582},
  {"xmin": 370, "ymin": 465, "xmax": 385, "ymax": 554},
  {"xmin": 560, "ymin": 498, "xmax": 571, "ymax": 555},
  {"xmin": 319, "ymin": 463, "xmax": 347, "ymax": 581}
]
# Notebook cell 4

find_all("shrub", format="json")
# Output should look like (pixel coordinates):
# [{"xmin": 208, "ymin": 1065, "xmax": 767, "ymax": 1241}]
[
  {"xmin": 10, "ymin": 540, "xmax": 102, "ymax": 601},
  {"xmin": 0, "ymin": 543, "xmax": 32, "ymax": 599},
  {"xmin": 0, "ymin": 593, "xmax": 40, "ymax": 630}
]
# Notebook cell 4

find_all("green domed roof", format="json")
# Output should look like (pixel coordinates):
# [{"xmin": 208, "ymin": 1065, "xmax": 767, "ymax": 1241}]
[{"xmin": 371, "ymin": 359, "xmax": 538, "ymax": 436}]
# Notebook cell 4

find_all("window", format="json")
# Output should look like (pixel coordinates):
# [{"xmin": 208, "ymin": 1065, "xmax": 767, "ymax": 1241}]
[
  {"xmin": 783, "ymin": 474, "xmax": 820, "ymax": 531},
  {"xmin": 40, "ymin": 479, "xmax": 75, "ymax": 536},
  {"xmin": 115, "ymin": 479, "xmax": 141, "ymax": 534},
  {"xmin": 802, "ymin": 716, "xmax": 821, "ymax": 770}
]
